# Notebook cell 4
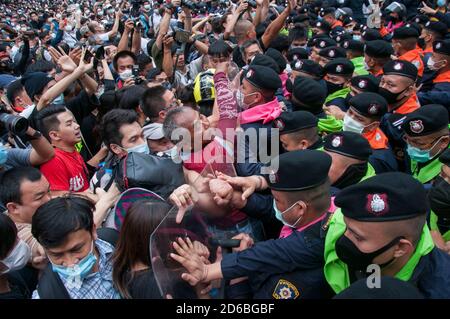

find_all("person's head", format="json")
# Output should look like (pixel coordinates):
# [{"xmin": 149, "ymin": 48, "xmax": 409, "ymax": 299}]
[
  {"xmin": 290, "ymin": 59, "xmax": 323, "ymax": 81},
  {"xmin": 342, "ymin": 40, "xmax": 364, "ymax": 60},
  {"xmin": 20, "ymin": 72, "xmax": 56, "ymax": 105},
  {"xmin": 334, "ymin": 172, "xmax": 429, "ymax": 272},
  {"xmin": 207, "ymin": 40, "xmax": 232, "ymax": 68},
  {"xmin": 363, "ymin": 40, "xmax": 393, "ymax": 74},
  {"xmin": 136, "ymin": 53, "xmax": 154, "ymax": 77},
  {"xmin": 240, "ymin": 39, "xmax": 263, "ymax": 65},
  {"xmin": 0, "ymin": 168, "xmax": 51, "ymax": 224},
  {"xmin": 163, "ymin": 106, "xmax": 211, "ymax": 152},
  {"xmin": 0, "ymin": 213, "xmax": 31, "ymax": 275},
  {"xmin": 323, "ymin": 58, "xmax": 354, "ymax": 94},
  {"xmin": 324, "ymin": 132, "xmax": 372, "ymax": 187},
  {"xmin": 118, "ymin": 85, "xmax": 148, "ymax": 125},
  {"xmin": 146, "ymin": 69, "xmax": 169, "ymax": 87},
  {"xmin": 320, "ymin": 8, "xmax": 336, "ymax": 26},
  {"xmin": 379, "ymin": 60, "xmax": 418, "ymax": 110},
  {"xmin": 31, "ymin": 196, "xmax": 97, "ymax": 270},
  {"xmin": 112, "ymin": 199, "xmax": 170, "ymax": 298},
  {"xmin": 37, "ymin": 105, "xmax": 81, "ymax": 148},
  {"xmin": 25, "ymin": 60, "xmax": 57, "ymax": 77},
  {"xmin": 428, "ymin": 40, "xmax": 450, "ymax": 72},
  {"xmin": 234, "ymin": 19, "xmax": 257, "ymax": 44},
  {"xmin": 391, "ymin": 27, "xmax": 419, "ymax": 56},
  {"xmin": 100, "ymin": 109, "xmax": 146, "ymax": 158},
  {"xmin": 403, "ymin": 104, "xmax": 450, "ymax": 163},
  {"xmin": 113, "ymin": 50, "xmax": 137, "ymax": 74},
  {"xmin": 420, "ymin": 22, "xmax": 447, "ymax": 48},
  {"xmin": 288, "ymin": 26, "xmax": 308, "ymax": 48},
  {"xmin": 30, "ymin": 11, "xmax": 38, "ymax": 22},
  {"xmin": 239, "ymin": 65, "xmax": 281, "ymax": 109},
  {"xmin": 291, "ymin": 77, "xmax": 327, "ymax": 115},
  {"xmin": 140, "ymin": 85, "xmax": 179, "ymax": 123},
  {"xmin": 143, "ymin": 122, "xmax": 174, "ymax": 153},
  {"xmin": 265, "ymin": 150, "xmax": 332, "ymax": 228},
  {"xmin": 6, "ymin": 80, "xmax": 33, "ymax": 112}
]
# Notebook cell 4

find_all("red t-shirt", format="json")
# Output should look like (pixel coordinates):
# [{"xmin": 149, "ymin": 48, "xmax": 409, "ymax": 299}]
[{"xmin": 40, "ymin": 148, "xmax": 89, "ymax": 192}]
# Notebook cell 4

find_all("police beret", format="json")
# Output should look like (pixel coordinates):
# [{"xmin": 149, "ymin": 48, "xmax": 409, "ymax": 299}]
[
  {"xmin": 413, "ymin": 14, "xmax": 429, "ymax": 25},
  {"xmin": 350, "ymin": 74, "xmax": 380, "ymax": 93},
  {"xmin": 324, "ymin": 131, "xmax": 372, "ymax": 161},
  {"xmin": 348, "ymin": 93, "xmax": 388, "ymax": 118},
  {"xmin": 265, "ymin": 48, "xmax": 287, "ymax": 73},
  {"xmin": 439, "ymin": 148, "xmax": 450, "ymax": 167},
  {"xmin": 404, "ymin": 22, "xmax": 422, "ymax": 35},
  {"xmin": 403, "ymin": 104, "xmax": 449, "ymax": 137},
  {"xmin": 250, "ymin": 54, "xmax": 280, "ymax": 74},
  {"xmin": 392, "ymin": 26, "xmax": 420, "ymax": 39},
  {"xmin": 263, "ymin": 150, "xmax": 332, "ymax": 191},
  {"xmin": 290, "ymin": 59, "xmax": 324, "ymax": 77},
  {"xmin": 335, "ymin": 172, "xmax": 429, "ymax": 222},
  {"xmin": 382, "ymin": 60, "xmax": 418, "ymax": 81},
  {"xmin": 335, "ymin": 34, "xmax": 353, "ymax": 45},
  {"xmin": 244, "ymin": 65, "xmax": 282, "ymax": 91},
  {"xmin": 364, "ymin": 40, "xmax": 393, "ymax": 58},
  {"xmin": 273, "ymin": 111, "xmax": 319, "ymax": 135},
  {"xmin": 319, "ymin": 46, "xmax": 347, "ymax": 60},
  {"xmin": 362, "ymin": 29, "xmax": 382, "ymax": 42},
  {"xmin": 314, "ymin": 20, "xmax": 332, "ymax": 32},
  {"xmin": 324, "ymin": 58, "xmax": 355, "ymax": 76},
  {"xmin": 433, "ymin": 40, "xmax": 450, "ymax": 56},
  {"xmin": 314, "ymin": 37, "xmax": 338, "ymax": 49},
  {"xmin": 319, "ymin": 7, "xmax": 336, "ymax": 17},
  {"xmin": 293, "ymin": 14, "xmax": 310, "ymax": 23},
  {"xmin": 292, "ymin": 77, "xmax": 327, "ymax": 111},
  {"xmin": 287, "ymin": 48, "xmax": 309, "ymax": 62},
  {"xmin": 424, "ymin": 21, "xmax": 448, "ymax": 38},
  {"xmin": 342, "ymin": 40, "xmax": 365, "ymax": 52}
]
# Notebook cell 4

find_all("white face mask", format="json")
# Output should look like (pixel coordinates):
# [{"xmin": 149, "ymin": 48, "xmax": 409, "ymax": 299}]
[
  {"xmin": 427, "ymin": 57, "xmax": 445, "ymax": 71},
  {"xmin": 1, "ymin": 240, "xmax": 31, "ymax": 274},
  {"xmin": 343, "ymin": 114, "xmax": 367, "ymax": 134},
  {"xmin": 65, "ymin": 25, "xmax": 73, "ymax": 32},
  {"xmin": 144, "ymin": 4, "xmax": 151, "ymax": 10},
  {"xmin": 119, "ymin": 69, "xmax": 133, "ymax": 81}
]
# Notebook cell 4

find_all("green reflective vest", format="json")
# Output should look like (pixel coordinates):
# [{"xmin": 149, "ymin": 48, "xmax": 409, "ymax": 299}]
[
  {"xmin": 430, "ymin": 211, "xmax": 450, "ymax": 241},
  {"xmin": 325, "ymin": 87, "xmax": 351, "ymax": 105},
  {"xmin": 318, "ymin": 115, "xmax": 343, "ymax": 134},
  {"xmin": 362, "ymin": 163, "xmax": 376, "ymax": 181},
  {"xmin": 351, "ymin": 56, "xmax": 369, "ymax": 76},
  {"xmin": 323, "ymin": 209, "xmax": 435, "ymax": 293},
  {"xmin": 410, "ymin": 156, "xmax": 442, "ymax": 184}
]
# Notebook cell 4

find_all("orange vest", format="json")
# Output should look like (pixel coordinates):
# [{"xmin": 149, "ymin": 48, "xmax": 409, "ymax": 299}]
[
  {"xmin": 380, "ymin": 26, "xmax": 389, "ymax": 38},
  {"xmin": 394, "ymin": 94, "xmax": 419, "ymax": 115},
  {"xmin": 423, "ymin": 47, "xmax": 433, "ymax": 54},
  {"xmin": 372, "ymin": 69, "xmax": 384, "ymax": 78},
  {"xmin": 433, "ymin": 70, "xmax": 450, "ymax": 84},
  {"xmin": 363, "ymin": 128, "xmax": 389, "ymax": 150},
  {"xmin": 399, "ymin": 49, "xmax": 424, "ymax": 77},
  {"xmin": 332, "ymin": 20, "xmax": 343, "ymax": 29}
]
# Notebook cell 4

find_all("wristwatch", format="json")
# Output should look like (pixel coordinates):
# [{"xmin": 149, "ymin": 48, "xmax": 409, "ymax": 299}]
[{"xmin": 27, "ymin": 130, "xmax": 43, "ymax": 140}]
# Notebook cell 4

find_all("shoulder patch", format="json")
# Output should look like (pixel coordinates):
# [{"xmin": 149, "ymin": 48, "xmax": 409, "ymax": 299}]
[{"xmin": 272, "ymin": 279, "xmax": 300, "ymax": 299}]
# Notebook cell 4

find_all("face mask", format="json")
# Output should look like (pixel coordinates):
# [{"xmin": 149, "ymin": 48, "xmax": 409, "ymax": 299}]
[
  {"xmin": 273, "ymin": 200, "xmax": 303, "ymax": 228},
  {"xmin": 343, "ymin": 114, "xmax": 367, "ymax": 134},
  {"xmin": 119, "ymin": 69, "xmax": 133, "ymax": 81},
  {"xmin": 437, "ymin": 0, "xmax": 446, "ymax": 7},
  {"xmin": 51, "ymin": 241, "xmax": 97, "ymax": 281},
  {"xmin": 352, "ymin": 34, "xmax": 361, "ymax": 41},
  {"xmin": 427, "ymin": 57, "xmax": 445, "ymax": 71},
  {"xmin": 65, "ymin": 25, "xmax": 73, "ymax": 32},
  {"xmin": 97, "ymin": 11, "xmax": 104, "ymax": 17},
  {"xmin": 418, "ymin": 37, "xmax": 426, "ymax": 50},
  {"xmin": 236, "ymin": 90, "xmax": 257, "ymax": 110},
  {"xmin": 0, "ymin": 144, "xmax": 7, "ymax": 166},
  {"xmin": 378, "ymin": 87, "xmax": 408, "ymax": 105},
  {"xmin": 325, "ymin": 80, "xmax": 344, "ymax": 95},
  {"xmin": 0, "ymin": 240, "xmax": 31, "ymax": 274},
  {"xmin": 52, "ymin": 93, "xmax": 65, "ymax": 105},
  {"xmin": 144, "ymin": 4, "xmax": 151, "ymax": 10},
  {"xmin": 335, "ymin": 234, "xmax": 403, "ymax": 271},
  {"xmin": 126, "ymin": 142, "xmax": 149, "ymax": 154},
  {"xmin": 332, "ymin": 163, "xmax": 368, "ymax": 189},
  {"xmin": 406, "ymin": 136, "xmax": 444, "ymax": 163}
]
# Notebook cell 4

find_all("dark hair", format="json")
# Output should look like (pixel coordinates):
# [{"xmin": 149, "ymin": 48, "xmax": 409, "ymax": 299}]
[
  {"xmin": 6, "ymin": 80, "xmax": 24, "ymax": 106},
  {"xmin": 136, "ymin": 53, "xmax": 153, "ymax": 72},
  {"xmin": 112, "ymin": 200, "xmax": 170, "ymax": 298},
  {"xmin": 113, "ymin": 50, "xmax": 137, "ymax": 71},
  {"xmin": 289, "ymin": 26, "xmax": 308, "ymax": 43},
  {"xmin": 118, "ymin": 85, "xmax": 147, "ymax": 112},
  {"xmin": 211, "ymin": 17, "xmax": 225, "ymax": 34},
  {"xmin": 177, "ymin": 83, "xmax": 195, "ymax": 107},
  {"xmin": 208, "ymin": 39, "xmax": 232, "ymax": 58},
  {"xmin": 36, "ymin": 104, "xmax": 68, "ymax": 141},
  {"xmin": 162, "ymin": 106, "xmax": 193, "ymax": 143},
  {"xmin": 25, "ymin": 60, "xmax": 57, "ymax": 74},
  {"xmin": 100, "ymin": 109, "xmax": 139, "ymax": 149},
  {"xmin": 0, "ymin": 213, "xmax": 18, "ymax": 260},
  {"xmin": 0, "ymin": 167, "xmax": 42, "ymax": 206},
  {"xmin": 240, "ymin": 39, "xmax": 261, "ymax": 60},
  {"xmin": 31, "ymin": 196, "xmax": 95, "ymax": 248},
  {"xmin": 140, "ymin": 85, "xmax": 168, "ymax": 120},
  {"xmin": 269, "ymin": 35, "xmax": 290, "ymax": 53}
]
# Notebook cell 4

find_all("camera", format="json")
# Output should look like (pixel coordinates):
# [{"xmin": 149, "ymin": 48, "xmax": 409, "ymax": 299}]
[
  {"xmin": 132, "ymin": 65, "xmax": 143, "ymax": 84},
  {"xmin": 166, "ymin": 0, "xmax": 196, "ymax": 11},
  {"xmin": 0, "ymin": 113, "xmax": 29, "ymax": 135},
  {"xmin": 130, "ymin": 0, "xmax": 143, "ymax": 17}
]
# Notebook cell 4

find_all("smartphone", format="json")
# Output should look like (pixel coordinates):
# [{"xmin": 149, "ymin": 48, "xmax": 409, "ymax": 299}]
[{"xmin": 84, "ymin": 49, "xmax": 94, "ymax": 63}]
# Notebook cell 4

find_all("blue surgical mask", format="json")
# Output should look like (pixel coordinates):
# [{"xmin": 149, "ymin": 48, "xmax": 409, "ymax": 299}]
[
  {"xmin": 353, "ymin": 35, "xmax": 361, "ymax": 41},
  {"xmin": 273, "ymin": 200, "xmax": 303, "ymax": 228},
  {"xmin": 0, "ymin": 144, "xmax": 7, "ymax": 166},
  {"xmin": 52, "ymin": 93, "xmax": 65, "ymax": 105},
  {"xmin": 126, "ymin": 142, "xmax": 149, "ymax": 154},
  {"xmin": 437, "ymin": 0, "xmax": 446, "ymax": 7},
  {"xmin": 50, "ymin": 241, "xmax": 97, "ymax": 281},
  {"xmin": 406, "ymin": 137, "xmax": 444, "ymax": 163}
]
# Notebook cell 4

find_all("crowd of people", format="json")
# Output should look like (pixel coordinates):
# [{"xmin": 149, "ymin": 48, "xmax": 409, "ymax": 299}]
[{"xmin": 0, "ymin": 0, "xmax": 449, "ymax": 299}]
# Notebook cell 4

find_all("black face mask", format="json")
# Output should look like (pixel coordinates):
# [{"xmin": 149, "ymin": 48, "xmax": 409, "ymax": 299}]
[
  {"xmin": 418, "ymin": 37, "xmax": 426, "ymax": 51},
  {"xmin": 429, "ymin": 176, "xmax": 450, "ymax": 233},
  {"xmin": 335, "ymin": 234, "xmax": 403, "ymax": 271},
  {"xmin": 0, "ymin": 60, "xmax": 14, "ymax": 73},
  {"xmin": 332, "ymin": 162, "xmax": 368, "ymax": 189},
  {"xmin": 325, "ymin": 80, "xmax": 344, "ymax": 95},
  {"xmin": 378, "ymin": 87, "xmax": 408, "ymax": 105}
]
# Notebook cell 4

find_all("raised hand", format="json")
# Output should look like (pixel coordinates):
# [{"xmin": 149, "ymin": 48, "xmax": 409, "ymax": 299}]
[
  {"xmin": 170, "ymin": 237, "xmax": 208, "ymax": 286},
  {"xmin": 49, "ymin": 46, "xmax": 78, "ymax": 73}
]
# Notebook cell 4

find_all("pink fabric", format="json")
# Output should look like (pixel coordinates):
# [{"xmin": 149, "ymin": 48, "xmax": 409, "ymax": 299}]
[
  {"xmin": 279, "ymin": 72, "xmax": 291, "ymax": 99},
  {"xmin": 386, "ymin": 21, "xmax": 404, "ymax": 34},
  {"xmin": 278, "ymin": 197, "xmax": 338, "ymax": 238},
  {"xmin": 239, "ymin": 98, "xmax": 282, "ymax": 125}
]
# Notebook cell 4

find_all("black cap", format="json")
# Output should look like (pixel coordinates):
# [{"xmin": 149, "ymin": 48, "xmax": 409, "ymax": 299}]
[
  {"xmin": 350, "ymin": 74, "xmax": 380, "ymax": 93},
  {"xmin": 439, "ymin": 149, "xmax": 450, "ymax": 167},
  {"xmin": 290, "ymin": 59, "xmax": 324, "ymax": 77},
  {"xmin": 324, "ymin": 58, "xmax": 355, "ymax": 76},
  {"xmin": 413, "ymin": 14, "xmax": 430, "ymax": 25},
  {"xmin": 292, "ymin": 77, "xmax": 327, "ymax": 112},
  {"xmin": 424, "ymin": 21, "xmax": 448, "ymax": 38},
  {"xmin": 287, "ymin": 48, "xmax": 309, "ymax": 62},
  {"xmin": 273, "ymin": 111, "xmax": 319, "ymax": 135},
  {"xmin": 324, "ymin": 131, "xmax": 372, "ymax": 161},
  {"xmin": 319, "ymin": 7, "xmax": 335, "ymax": 17},
  {"xmin": 314, "ymin": 37, "xmax": 337, "ymax": 49},
  {"xmin": 20, "ymin": 72, "xmax": 54, "ymax": 101},
  {"xmin": 362, "ymin": 29, "xmax": 382, "ymax": 42},
  {"xmin": 382, "ymin": 60, "xmax": 418, "ymax": 81},
  {"xmin": 335, "ymin": 172, "xmax": 429, "ymax": 222},
  {"xmin": 335, "ymin": 34, "xmax": 353, "ymax": 45},
  {"xmin": 265, "ymin": 48, "xmax": 286, "ymax": 73},
  {"xmin": 392, "ymin": 26, "xmax": 420, "ymax": 39},
  {"xmin": 348, "ymin": 93, "xmax": 388, "ymax": 119},
  {"xmin": 342, "ymin": 40, "xmax": 365, "ymax": 53},
  {"xmin": 403, "ymin": 104, "xmax": 449, "ymax": 137},
  {"xmin": 319, "ymin": 46, "xmax": 347, "ymax": 60},
  {"xmin": 314, "ymin": 20, "xmax": 332, "ymax": 33},
  {"xmin": 433, "ymin": 40, "xmax": 450, "ymax": 56},
  {"xmin": 244, "ymin": 65, "xmax": 282, "ymax": 91},
  {"xmin": 250, "ymin": 54, "xmax": 280, "ymax": 74},
  {"xmin": 404, "ymin": 22, "xmax": 422, "ymax": 35},
  {"xmin": 263, "ymin": 150, "xmax": 332, "ymax": 191},
  {"xmin": 364, "ymin": 40, "xmax": 394, "ymax": 59}
]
